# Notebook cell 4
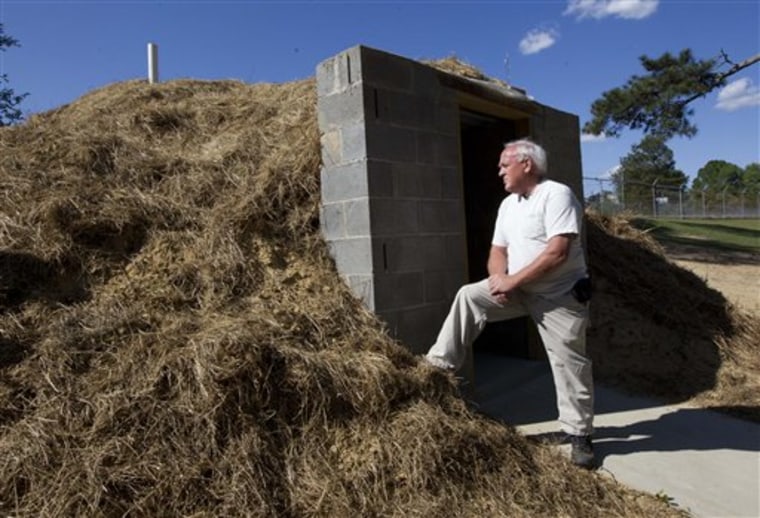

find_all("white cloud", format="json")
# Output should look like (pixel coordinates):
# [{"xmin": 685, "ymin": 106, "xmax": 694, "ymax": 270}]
[
  {"xmin": 715, "ymin": 77, "xmax": 760, "ymax": 111},
  {"xmin": 602, "ymin": 164, "xmax": 622, "ymax": 179},
  {"xmin": 581, "ymin": 133, "xmax": 606, "ymax": 142},
  {"xmin": 519, "ymin": 29, "xmax": 559, "ymax": 55},
  {"xmin": 564, "ymin": 0, "xmax": 659, "ymax": 20}
]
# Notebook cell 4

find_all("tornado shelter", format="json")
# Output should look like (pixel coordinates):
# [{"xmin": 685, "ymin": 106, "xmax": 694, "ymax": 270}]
[{"xmin": 317, "ymin": 45, "xmax": 584, "ymax": 363}]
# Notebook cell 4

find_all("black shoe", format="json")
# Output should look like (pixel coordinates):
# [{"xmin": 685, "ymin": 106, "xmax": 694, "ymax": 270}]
[{"xmin": 567, "ymin": 434, "xmax": 595, "ymax": 469}]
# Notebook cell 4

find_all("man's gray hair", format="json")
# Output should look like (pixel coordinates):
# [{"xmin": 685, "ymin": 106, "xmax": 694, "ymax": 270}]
[{"xmin": 504, "ymin": 139, "xmax": 548, "ymax": 176}]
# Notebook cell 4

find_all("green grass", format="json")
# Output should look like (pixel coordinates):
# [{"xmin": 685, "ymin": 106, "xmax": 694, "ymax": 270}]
[{"xmin": 631, "ymin": 218, "xmax": 760, "ymax": 253}]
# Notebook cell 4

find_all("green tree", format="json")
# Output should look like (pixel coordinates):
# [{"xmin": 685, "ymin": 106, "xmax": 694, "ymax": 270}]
[
  {"xmin": 616, "ymin": 135, "xmax": 687, "ymax": 213},
  {"xmin": 691, "ymin": 160, "xmax": 744, "ymax": 195},
  {"xmin": 743, "ymin": 163, "xmax": 760, "ymax": 197},
  {"xmin": 1, "ymin": 23, "xmax": 27, "ymax": 126},
  {"xmin": 584, "ymin": 49, "xmax": 760, "ymax": 140}
]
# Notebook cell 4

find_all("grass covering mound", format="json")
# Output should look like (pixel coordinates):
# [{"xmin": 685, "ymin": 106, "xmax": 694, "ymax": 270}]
[{"xmin": 0, "ymin": 70, "xmax": 753, "ymax": 515}]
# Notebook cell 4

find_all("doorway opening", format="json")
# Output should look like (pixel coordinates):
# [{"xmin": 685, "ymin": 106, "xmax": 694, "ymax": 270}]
[{"xmin": 459, "ymin": 109, "xmax": 540, "ymax": 360}]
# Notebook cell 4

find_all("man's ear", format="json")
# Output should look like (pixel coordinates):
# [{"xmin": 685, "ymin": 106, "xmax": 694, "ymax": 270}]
[{"xmin": 523, "ymin": 158, "xmax": 533, "ymax": 174}]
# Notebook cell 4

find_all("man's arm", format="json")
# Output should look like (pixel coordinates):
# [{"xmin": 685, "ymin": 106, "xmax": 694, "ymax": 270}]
[
  {"xmin": 488, "ymin": 233, "xmax": 574, "ymax": 296},
  {"xmin": 487, "ymin": 245, "xmax": 508, "ymax": 276}
]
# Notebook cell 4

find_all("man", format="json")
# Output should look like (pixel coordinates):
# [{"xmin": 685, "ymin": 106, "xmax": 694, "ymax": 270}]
[{"xmin": 425, "ymin": 138, "xmax": 595, "ymax": 468}]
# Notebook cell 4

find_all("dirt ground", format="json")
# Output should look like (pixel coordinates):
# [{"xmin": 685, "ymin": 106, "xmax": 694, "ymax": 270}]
[{"xmin": 664, "ymin": 244, "xmax": 760, "ymax": 317}]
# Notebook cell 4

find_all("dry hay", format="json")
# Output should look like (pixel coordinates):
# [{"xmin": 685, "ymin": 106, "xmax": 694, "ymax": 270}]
[
  {"xmin": 424, "ymin": 56, "xmax": 512, "ymax": 89},
  {"xmin": 585, "ymin": 212, "xmax": 760, "ymax": 421},
  {"xmin": 0, "ymin": 73, "xmax": 716, "ymax": 517}
]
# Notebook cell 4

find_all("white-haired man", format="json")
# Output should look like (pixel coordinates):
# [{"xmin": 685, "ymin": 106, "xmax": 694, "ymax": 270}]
[{"xmin": 425, "ymin": 138, "xmax": 595, "ymax": 468}]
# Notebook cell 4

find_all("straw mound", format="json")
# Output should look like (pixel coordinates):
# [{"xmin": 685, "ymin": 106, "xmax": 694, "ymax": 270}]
[
  {"xmin": 586, "ymin": 212, "xmax": 760, "ymax": 420},
  {"xmin": 0, "ymin": 76, "xmax": 724, "ymax": 516}
]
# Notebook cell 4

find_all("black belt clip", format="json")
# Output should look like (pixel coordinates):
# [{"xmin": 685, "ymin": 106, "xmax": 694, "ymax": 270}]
[{"xmin": 571, "ymin": 276, "xmax": 592, "ymax": 303}]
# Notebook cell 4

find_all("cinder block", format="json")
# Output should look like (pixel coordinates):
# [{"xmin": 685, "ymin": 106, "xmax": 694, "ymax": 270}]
[
  {"xmin": 417, "ymin": 165, "xmax": 445, "ymax": 199},
  {"xmin": 382, "ymin": 235, "xmax": 447, "ymax": 272},
  {"xmin": 414, "ymin": 97, "xmax": 440, "ymax": 131},
  {"xmin": 435, "ymin": 102, "xmax": 459, "ymax": 134},
  {"xmin": 374, "ymin": 271, "xmax": 424, "ymax": 311},
  {"xmin": 316, "ymin": 55, "xmax": 341, "ymax": 98},
  {"xmin": 316, "ymin": 46, "xmax": 363, "ymax": 97},
  {"xmin": 419, "ymin": 200, "xmax": 463, "ymax": 233},
  {"xmin": 340, "ymin": 122, "xmax": 368, "ymax": 164},
  {"xmin": 365, "ymin": 122, "xmax": 416, "ymax": 162},
  {"xmin": 417, "ymin": 132, "xmax": 460, "ymax": 167},
  {"xmin": 392, "ymin": 162, "xmax": 424, "ymax": 198},
  {"xmin": 358, "ymin": 46, "xmax": 414, "ymax": 91},
  {"xmin": 423, "ymin": 269, "xmax": 464, "ymax": 303},
  {"xmin": 373, "ymin": 89, "xmax": 417, "ymax": 126},
  {"xmin": 440, "ymin": 166, "xmax": 463, "ymax": 199},
  {"xmin": 412, "ymin": 65, "xmax": 441, "ymax": 95},
  {"xmin": 345, "ymin": 198, "xmax": 371, "ymax": 236},
  {"xmin": 444, "ymin": 234, "xmax": 468, "ymax": 271},
  {"xmin": 416, "ymin": 132, "xmax": 436, "ymax": 165},
  {"xmin": 327, "ymin": 237, "xmax": 374, "ymax": 276},
  {"xmin": 320, "ymin": 202, "xmax": 346, "ymax": 240},
  {"xmin": 366, "ymin": 160, "xmax": 395, "ymax": 198},
  {"xmin": 320, "ymin": 130, "xmax": 342, "ymax": 168},
  {"xmin": 345, "ymin": 274, "xmax": 375, "ymax": 310},
  {"xmin": 391, "ymin": 162, "xmax": 444, "ymax": 199},
  {"xmin": 395, "ymin": 302, "xmax": 450, "ymax": 353},
  {"xmin": 321, "ymin": 161, "xmax": 369, "ymax": 203},
  {"xmin": 370, "ymin": 198, "xmax": 419, "ymax": 235},
  {"xmin": 536, "ymin": 107, "xmax": 583, "ymax": 200},
  {"xmin": 435, "ymin": 134, "xmax": 461, "ymax": 166},
  {"xmin": 317, "ymin": 84, "xmax": 365, "ymax": 131},
  {"xmin": 375, "ymin": 308, "xmax": 400, "ymax": 338}
]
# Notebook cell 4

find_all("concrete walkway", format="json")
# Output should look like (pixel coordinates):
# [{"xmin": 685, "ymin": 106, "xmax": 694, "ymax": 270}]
[{"xmin": 472, "ymin": 351, "xmax": 760, "ymax": 518}]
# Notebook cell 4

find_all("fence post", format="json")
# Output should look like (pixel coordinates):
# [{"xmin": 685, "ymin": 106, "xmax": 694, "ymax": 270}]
[
  {"xmin": 722, "ymin": 185, "xmax": 729, "ymax": 219},
  {"xmin": 597, "ymin": 178, "xmax": 604, "ymax": 215},
  {"xmin": 620, "ymin": 169, "xmax": 625, "ymax": 211},
  {"xmin": 651, "ymin": 179, "xmax": 659, "ymax": 218}
]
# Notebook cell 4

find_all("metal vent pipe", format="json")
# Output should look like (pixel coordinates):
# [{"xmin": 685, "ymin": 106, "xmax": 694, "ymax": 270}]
[{"xmin": 148, "ymin": 42, "xmax": 159, "ymax": 84}]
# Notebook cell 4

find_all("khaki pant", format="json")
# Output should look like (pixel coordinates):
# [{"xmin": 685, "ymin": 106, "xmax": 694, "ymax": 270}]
[{"xmin": 426, "ymin": 279, "xmax": 594, "ymax": 436}]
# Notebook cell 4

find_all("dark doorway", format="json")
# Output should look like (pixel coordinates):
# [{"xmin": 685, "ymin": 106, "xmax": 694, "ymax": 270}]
[
  {"xmin": 460, "ymin": 110, "xmax": 516, "ymax": 281},
  {"xmin": 459, "ymin": 109, "xmax": 538, "ymax": 359}
]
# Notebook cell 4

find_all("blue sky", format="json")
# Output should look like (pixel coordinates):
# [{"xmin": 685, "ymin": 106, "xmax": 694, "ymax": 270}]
[{"xmin": 2, "ymin": 0, "xmax": 759, "ymax": 194}]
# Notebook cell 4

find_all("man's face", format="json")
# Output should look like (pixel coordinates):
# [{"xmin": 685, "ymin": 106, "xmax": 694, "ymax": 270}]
[{"xmin": 498, "ymin": 148, "xmax": 530, "ymax": 194}]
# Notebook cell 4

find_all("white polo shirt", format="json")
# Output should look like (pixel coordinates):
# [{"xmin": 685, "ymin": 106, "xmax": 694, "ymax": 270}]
[{"xmin": 491, "ymin": 179, "xmax": 587, "ymax": 299}]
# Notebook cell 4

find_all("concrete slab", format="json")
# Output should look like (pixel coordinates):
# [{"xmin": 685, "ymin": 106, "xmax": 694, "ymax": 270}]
[{"xmin": 472, "ymin": 351, "xmax": 760, "ymax": 518}]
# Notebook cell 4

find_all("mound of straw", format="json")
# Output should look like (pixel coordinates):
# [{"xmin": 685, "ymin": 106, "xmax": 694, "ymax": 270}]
[
  {"xmin": 585, "ymin": 212, "xmax": 760, "ymax": 420},
  {"xmin": 0, "ymin": 70, "xmax": 751, "ymax": 516}
]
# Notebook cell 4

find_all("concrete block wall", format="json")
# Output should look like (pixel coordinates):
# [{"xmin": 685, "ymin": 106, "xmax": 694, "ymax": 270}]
[
  {"xmin": 530, "ymin": 105, "xmax": 585, "ymax": 202},
  {"xmin": 318, "ymin": 46, "xmax": 468, "ymax": 352},
  {"xmin": 317, "ymin": 45, "xmax": 584, "ymax": 354}
]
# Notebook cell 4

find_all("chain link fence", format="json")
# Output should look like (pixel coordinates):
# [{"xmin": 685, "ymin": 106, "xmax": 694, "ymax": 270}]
[{"xmin": 583, "ymin": 177, "xmax": 760, "ymax": 218}]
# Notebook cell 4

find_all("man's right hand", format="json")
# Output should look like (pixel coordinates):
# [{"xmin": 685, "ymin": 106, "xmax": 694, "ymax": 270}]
[{"xmin": 493, "ymin": 293, "xmax": 509, "ymax": 305}]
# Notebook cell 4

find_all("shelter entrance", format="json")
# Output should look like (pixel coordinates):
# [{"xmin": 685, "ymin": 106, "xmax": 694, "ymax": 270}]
[{"xmin": 459, "ymin": 109, "xmax": 539, "ymax": 360}]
